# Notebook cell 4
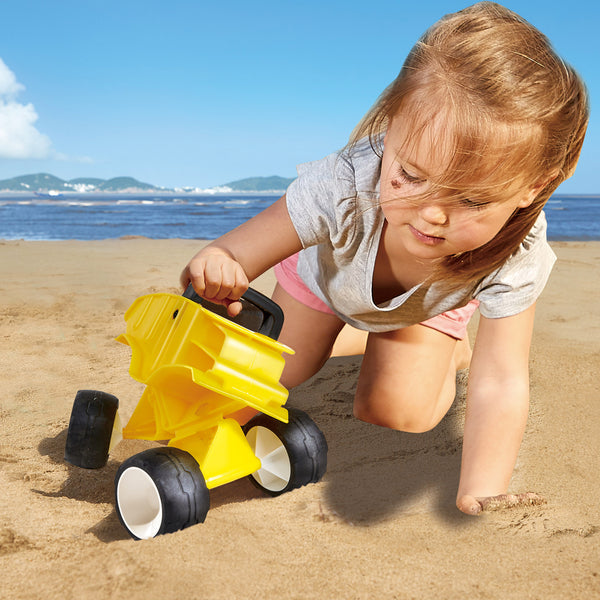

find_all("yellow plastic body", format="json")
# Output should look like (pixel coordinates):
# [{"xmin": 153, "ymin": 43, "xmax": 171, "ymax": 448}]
[{"xmin": 116, "ymin": 292, "xmax": 293, "ymax": 489}]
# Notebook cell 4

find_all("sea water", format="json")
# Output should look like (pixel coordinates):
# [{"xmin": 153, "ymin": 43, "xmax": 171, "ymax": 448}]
[
  {"xmin": 0, "ymin": 193, "xmax": 598, "ymax": 241},
  {"xmin": 0, "ymin": 193, "xmax": 275, "ymax": 241}
]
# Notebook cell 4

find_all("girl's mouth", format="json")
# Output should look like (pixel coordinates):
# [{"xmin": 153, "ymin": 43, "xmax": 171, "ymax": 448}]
[{"xmin": 409, "ymin": 225, "xmax": 445, "ymax": 245}]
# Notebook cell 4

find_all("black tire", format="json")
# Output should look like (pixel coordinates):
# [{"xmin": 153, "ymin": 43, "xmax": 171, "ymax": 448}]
[
  {"xmin": 64, "ymin": 389, "xmax": 119, "ymax": 469},
  {"xmin": 114, "ymin": 447, "xmax": 210, "ymax": 540},
  {"xmin": 243, "ymin": 407, "xmax": 328, "ymax": 496}
]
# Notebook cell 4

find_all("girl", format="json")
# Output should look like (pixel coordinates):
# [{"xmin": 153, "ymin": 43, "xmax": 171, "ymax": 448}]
[{"xmin": 181, "ymin": 2, "xmax": 588, "ymax": 515}]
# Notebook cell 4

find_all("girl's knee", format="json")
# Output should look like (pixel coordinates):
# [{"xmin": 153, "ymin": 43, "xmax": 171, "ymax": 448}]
[
  {"xmin": 280, "ymin": 356, "xmax": 324, "ymax": 389},
  {"xmin": 352, "ymin": 324, "xmax": 459, "ymax": 433},
  {"xmin": 353, "ymin": 388, "xmax": 443, "ymax": 433}
]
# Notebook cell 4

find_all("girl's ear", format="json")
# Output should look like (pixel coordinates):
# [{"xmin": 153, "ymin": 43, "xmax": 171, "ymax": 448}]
[
  {"xmin": 518, "ymin": 171, "xmax": 560, "ymax": 208},
  {"xmin": 518, "ymin": 187, "xmax": 538, "ymax": 208}
]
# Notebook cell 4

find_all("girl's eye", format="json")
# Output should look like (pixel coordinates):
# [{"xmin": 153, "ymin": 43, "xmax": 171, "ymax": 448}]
[
  {"xmin": 391, "ymin": 166, "xmax": 424, "ymax": 188},
  {"xmin": 460, "ymin": 198, "xmax": 490, "ymax": 210}
]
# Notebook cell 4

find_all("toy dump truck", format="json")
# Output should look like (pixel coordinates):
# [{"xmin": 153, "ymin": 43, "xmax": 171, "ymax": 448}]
[{"xmin": 64, "ymin": 286, "xmax": 327, "ymax": 540}]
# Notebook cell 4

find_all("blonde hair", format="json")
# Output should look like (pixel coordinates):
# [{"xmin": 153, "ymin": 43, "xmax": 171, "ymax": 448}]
[{"xmin": 351, "ymin": 1, "xmax": 589, "ymax": 287}]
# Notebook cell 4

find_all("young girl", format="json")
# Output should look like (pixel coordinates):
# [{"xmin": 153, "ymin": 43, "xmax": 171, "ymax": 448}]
[{"xmin": 180, "ymin": 2, "xmax": 588, "ymax": 515}]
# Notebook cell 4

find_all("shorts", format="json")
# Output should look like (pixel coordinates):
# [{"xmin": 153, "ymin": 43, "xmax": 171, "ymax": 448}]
[{"xmin": 274, "ymin": 253, "xmax": 479, "ymax": 340}]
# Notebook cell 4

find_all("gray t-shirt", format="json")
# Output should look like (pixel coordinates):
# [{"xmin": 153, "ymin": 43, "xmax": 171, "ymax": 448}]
[{"xmin": 285, "ymin": 138, "xmax": 557, "ymax": 332}]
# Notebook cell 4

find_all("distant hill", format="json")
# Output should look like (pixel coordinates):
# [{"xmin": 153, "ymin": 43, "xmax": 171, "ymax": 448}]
[
  {"xmin": 0, "ymin": 173, "xmax": 67, "ymax": 191},
  {"xmin": 0, "ymin": 173, "xmax": 159, "ymax": 193},
  {"xmin": 0, "ymin": 173, "xmax": 294, "ymax": 193},
  {"xmin": 96, "ymin": 177, "xmax": 157, "ymax": 192},
  {"xmin": 222, "ymin": 176, "xmax": 294, "ymax": 192}
]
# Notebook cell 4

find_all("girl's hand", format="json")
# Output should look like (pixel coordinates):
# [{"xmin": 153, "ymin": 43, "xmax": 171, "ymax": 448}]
[
  {"xmin": 457, "ymin": 492, "xmax": 546, "ymax": 515},
  {"xmin": 180, "ymin": 246, "xmax": 249, "ymax": 317},
  {"xmin": 179, "ymin": 195, "xmax": 302, "ymax": 318}
]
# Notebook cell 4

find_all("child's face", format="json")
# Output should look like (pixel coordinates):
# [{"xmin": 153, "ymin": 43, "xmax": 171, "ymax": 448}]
[{"xmin": 379, "ymin": 113, "xmax": 537, "ymax": 262}]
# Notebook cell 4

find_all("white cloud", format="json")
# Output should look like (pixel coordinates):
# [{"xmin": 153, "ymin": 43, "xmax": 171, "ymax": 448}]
[
  {"xmin": 0, "ymin": 58, "xmax": 54, "ymax": 159},
  {"xmin": 0, "ymin": 59, "xmax": 24, "ymax": 97}
]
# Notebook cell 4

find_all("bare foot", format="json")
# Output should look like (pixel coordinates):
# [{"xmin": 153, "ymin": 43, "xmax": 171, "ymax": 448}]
[{"xmin": 457, "ymin": 492, "xmax": 546, "ymax": 515}]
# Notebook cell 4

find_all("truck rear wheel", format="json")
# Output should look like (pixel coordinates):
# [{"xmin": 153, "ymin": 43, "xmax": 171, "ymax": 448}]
[
  {"xmin": 64, "ymin": 390, "xmax": 119, "ymax": 469},
  {"xmin": 114, "ymin": 447, "xmax": 210, "ymax": 540}
]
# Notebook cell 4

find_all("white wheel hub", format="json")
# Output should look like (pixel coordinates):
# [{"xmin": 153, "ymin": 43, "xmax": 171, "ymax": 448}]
[
  {"xmin": 246, "ymin": 426, "xmax": 291, "ymax": 492},
  {"xmin": 116, "ymin": 467, "xmax": 163, "ymax": 539}
]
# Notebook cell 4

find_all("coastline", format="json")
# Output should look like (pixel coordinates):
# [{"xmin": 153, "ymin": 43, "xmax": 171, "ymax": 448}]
[
  {"xmin": 1, "ymin": 238, "xmax": 599, "ymax": 599},
  {"xmin": 0, "ymin": 189, "xmax": 287, "ymax": 197},
  {"xmin": 1, "ymin": 194, "xmax": 598, "ymax": 243}
]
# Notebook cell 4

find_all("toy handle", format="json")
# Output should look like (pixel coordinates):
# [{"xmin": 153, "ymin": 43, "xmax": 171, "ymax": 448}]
[{"xmin": 183, "ymin": 284, "xmax": 284, "ymax": 340}]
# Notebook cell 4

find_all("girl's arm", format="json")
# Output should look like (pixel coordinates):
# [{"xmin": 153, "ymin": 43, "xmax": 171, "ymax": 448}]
[
  {"xmin": 456, "ymin": 303, "xmax": 542, "ymax": 514},
  {"xmin": 180, "ymin": 194, "xmax": 303, "ymax": 315}
]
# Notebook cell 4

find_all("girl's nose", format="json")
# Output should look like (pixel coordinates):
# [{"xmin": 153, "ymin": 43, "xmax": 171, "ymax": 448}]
[{"xmin": 419, "ymin": 203, "xmax": 448, "ymax": 225}]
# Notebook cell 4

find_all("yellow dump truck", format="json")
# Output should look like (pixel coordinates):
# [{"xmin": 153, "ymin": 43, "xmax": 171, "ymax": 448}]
[{"xmin": 65, "ymin": 287, "xmax": 327, "ymax": 539}]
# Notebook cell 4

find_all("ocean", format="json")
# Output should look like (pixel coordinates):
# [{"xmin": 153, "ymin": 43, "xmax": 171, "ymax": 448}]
[{"xmin": 0, "ymin": 193, "xmax": 598, "ymax": 242}]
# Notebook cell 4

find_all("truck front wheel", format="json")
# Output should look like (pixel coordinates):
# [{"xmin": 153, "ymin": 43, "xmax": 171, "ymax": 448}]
[{"xmin": 243, "ymin": 407, "xmax": 327, "ymax": 496}]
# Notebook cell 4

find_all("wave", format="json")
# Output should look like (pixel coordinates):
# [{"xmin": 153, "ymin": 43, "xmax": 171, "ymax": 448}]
[
  {"xmin": 0, "ymin": 196, "xmax": 258, "ymax": 208},
  {"xmin": 1, "ymin": 193, "xmax": 597, "ymax": 241}
]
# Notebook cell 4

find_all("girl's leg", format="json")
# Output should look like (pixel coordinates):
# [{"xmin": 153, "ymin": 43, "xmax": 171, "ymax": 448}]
[
  {"xmin": 271, "ymin": 283, "xmax": 346, "ymax": 388},
  {"xmin": 354, "ymin": 324, "xmax": 465, "ymax": 433},
  {"xmin": 332, "ymin": 323, "xmax": 471, "ymax": 362},
  {"xmin": 331, "ymin": 324, "xmax": 368, "ymax": 356}
]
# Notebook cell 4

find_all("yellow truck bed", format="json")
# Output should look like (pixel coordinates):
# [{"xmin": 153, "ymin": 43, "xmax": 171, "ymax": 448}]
[{"xmin": 116, "ymin": 292, "xmax": 294, "ymax": 488}]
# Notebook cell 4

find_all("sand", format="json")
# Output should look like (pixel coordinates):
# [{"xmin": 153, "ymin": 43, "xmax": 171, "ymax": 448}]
[{"xmin": 0, "ymin": 237, "xmax": 599, "ymax": 599}]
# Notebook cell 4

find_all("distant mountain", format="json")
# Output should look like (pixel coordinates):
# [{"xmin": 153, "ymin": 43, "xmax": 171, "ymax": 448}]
[
  {"xmin": 0, "ymin": 173, "xmax": 294, "ymax": 193},
  {"xmin": 0, "ymin": 173, "xmax": 67, "ymax": 191},
  {"xmin": 222, "ymin": 176, "xmax": 294, "ymax": 192},
  {"xmin": 96, "ymin": 177, "xmax": 157, "ymax": 192},
  {"xmin": 0, "ymin": 173, "xmax": 159, "ymax": 193}
]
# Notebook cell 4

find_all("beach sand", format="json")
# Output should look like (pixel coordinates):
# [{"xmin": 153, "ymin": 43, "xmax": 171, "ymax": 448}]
[{"xmin": 1, "ymin": 238, "xmax": 599, "ymax": 599}]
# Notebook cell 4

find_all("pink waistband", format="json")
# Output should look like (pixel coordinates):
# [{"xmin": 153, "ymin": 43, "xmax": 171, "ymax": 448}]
[{"xmin": 274, "ymin": 252, "xmax": 479, "ymax": 339}]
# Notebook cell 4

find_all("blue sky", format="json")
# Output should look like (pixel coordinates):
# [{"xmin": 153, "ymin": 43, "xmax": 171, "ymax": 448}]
[{"xmin": 0, "ymin": 0, "xmax": 597, "ymax": 192}]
